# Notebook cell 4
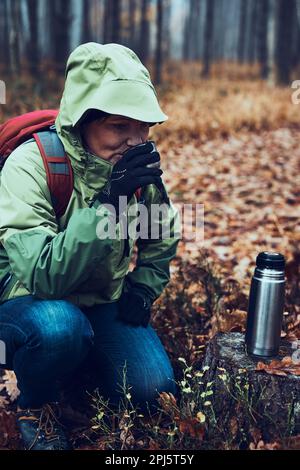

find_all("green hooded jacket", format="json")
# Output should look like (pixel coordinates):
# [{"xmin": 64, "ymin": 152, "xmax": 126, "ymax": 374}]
[{"xmin": 0, "ymin": 43, "xmax": 180, "ymax": 308}]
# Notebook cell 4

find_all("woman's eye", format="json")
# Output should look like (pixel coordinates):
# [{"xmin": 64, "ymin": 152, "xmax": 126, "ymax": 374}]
[{"xmin": 112, "ymin": 123, "xmax": 149, "ymax": 131}]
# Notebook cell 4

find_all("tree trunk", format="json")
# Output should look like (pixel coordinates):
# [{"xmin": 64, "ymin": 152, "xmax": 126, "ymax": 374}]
[
  {"xmin": 0, "ymin": 0, "xmax": 11, "ymax": 69},
  {"xmin": 129, "ymin": 0, "xmax": 137, "ymax": 51},
  {"xmin": 297, "ymin": 0, "xmax": 300, "ymax": 21},
  {"xmin": 247, "ymin": 0, "xmax": 258, "ymax": 64},
  {"xmin": 102, "ymin": 0, "xmax": 122, "ymax": 45},
  {"xmin": 275, "ymin": 0, "xmax": 295, "ymax": 85},
  {"xmin": 27, "ymin": 0, "xmax": 39, "ymax": 76},
  {"xmin": 201, "ymin": 332, "xmax": 300, "ymax": 445},
  {"xmin": 162, "ymin": 0, "xmax": 172, "ymax": 62},
  {"xmin": 190, "ymin": 0, "xmax": 201, "ymax": 60},
  {"xmin": 154, "ymin": 0, "xmax": 163, "ymax": 85},
  {"xmin": 103, "ymin": 0, "xmax": 111, "ymax": 43},
  {"xmin": 49, "ymin": 0, "xmax": 72, "ymax": 73},
  {"xmin": 291, "ymin": 0, "xmax": 300, "ymax": 68},
  {"xmin": 238, "ymin": 0, "xmax": 247, "ymax": 63},
  {"xmin": 139, "ymin": 0, "xmax": 150, "ymax": 64},
  {"xmin": 111, "ymin": 0, "xmax": 121, "ymax": 43},
  {"xmin": 182, "ymin": 0, "xmax": 193, "ymax": 61},
  {"xmin": 257, "ymin": 0, "xmax": 269, "ymax": 78},
  {"xmin": 81, "ymin": 0, "xmax": 92, "ymax": 44},
  {"xmin": 202, "ymin": 0, "xmax": 215, "ymax": 78},
  {"xmin": 214, "ymin": 0, "xmax": 227, "ymax": 61},
  {"xmin": 266, "ymin": 0, "xmax": 277, "ymax": 85},
  {"xmin": 9, "ymin": 0, "xmax": 21, "ymax": 75}
]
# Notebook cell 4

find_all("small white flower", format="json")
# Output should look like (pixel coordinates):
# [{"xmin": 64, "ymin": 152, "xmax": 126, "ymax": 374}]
[
  {"xmin": 178, "ymin": 357, "xmax": 187, "ymax": 364},
  {"xmin": 196, "ymin": 412, "xmax": 206, "ymax": 423},
  {"xmin": 195, "ymin": 371, "xmax": 204, "ymax": 378},
  {"xmin": 219, "ymin": 374, "xmax": 228, "ymax": 382}
]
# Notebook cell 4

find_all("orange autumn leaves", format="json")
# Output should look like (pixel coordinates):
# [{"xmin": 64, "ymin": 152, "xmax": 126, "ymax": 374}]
[{"xmin": 256, "ymin": 356, "xmax": 300, "ymax": 377}]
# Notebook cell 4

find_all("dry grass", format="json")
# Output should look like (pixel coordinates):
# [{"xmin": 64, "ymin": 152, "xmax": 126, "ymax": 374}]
[
  {"xmin": 148, "ymin": 60, "xmax": 300, "ymax": 145},
  {"xmin": 1, "ymin": 60, "xmax": 299, "ymax": 143}
]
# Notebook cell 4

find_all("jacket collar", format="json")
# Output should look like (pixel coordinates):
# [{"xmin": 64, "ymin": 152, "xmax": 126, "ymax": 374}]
[{"xmin": 57, "ymin": 124, "xmax": 113, "ymax": 193}]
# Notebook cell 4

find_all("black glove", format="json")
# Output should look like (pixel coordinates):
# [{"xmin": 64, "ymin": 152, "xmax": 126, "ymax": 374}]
[
  {"xmin": 91, "ymin": 141, "xmax": 163, "ymax": 216},
  {"xmin": 117, "ymin": 286, "xmax": 153, "ymax": 328}
]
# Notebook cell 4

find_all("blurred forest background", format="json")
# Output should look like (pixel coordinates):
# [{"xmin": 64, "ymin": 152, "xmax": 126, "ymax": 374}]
[
  {"xmin": 1, "ymin": 0, "xmax": 300, "ymax": 84},
  {"xmin": 1, "ymin": 0, "xmax": 300, "ymax": 451}
]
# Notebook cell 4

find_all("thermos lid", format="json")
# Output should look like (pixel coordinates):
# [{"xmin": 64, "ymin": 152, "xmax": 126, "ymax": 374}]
[{"xmin": 256, "ymin": 251, "xmax": 285, "ymax": 270}]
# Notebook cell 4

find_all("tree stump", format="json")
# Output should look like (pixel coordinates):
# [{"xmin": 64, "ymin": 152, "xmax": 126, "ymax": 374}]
[{"xmin": 200, "ymin": 332, "xmax": 300, "ymax": 446}]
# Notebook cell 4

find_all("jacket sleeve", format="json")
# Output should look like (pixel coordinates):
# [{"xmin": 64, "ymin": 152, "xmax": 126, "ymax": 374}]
[
  {"xmin": 0, "ymin": 146, "xmax": 113, "ymax": 300},
  {"xmin": 124, "ymin": 179, "xmax": 180, "ymax": 302}
]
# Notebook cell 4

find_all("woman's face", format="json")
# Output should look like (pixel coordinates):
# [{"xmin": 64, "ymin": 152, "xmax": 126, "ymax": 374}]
[{"xmin": 81, "ymin": 114, "xmax": 151, "ymax": 165}]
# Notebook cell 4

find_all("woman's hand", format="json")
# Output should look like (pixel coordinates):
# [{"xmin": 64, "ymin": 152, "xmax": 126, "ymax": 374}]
[
  {"xmin": 117, "ymin": 286, "xmax": 153, "ymax": 328},
  {"xmin": 93, "ymin": 141, "xmax": 162, "ymax": 216}
]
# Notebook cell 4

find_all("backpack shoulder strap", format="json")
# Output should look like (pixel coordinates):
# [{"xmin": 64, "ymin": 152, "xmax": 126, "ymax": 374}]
[{"xmin": 33, "ymin": 129, "xmax": 73, "ymax": 219}]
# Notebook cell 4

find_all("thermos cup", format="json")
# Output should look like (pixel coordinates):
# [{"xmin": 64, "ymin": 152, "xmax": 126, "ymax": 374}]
[{"xmin": 245, "ymin": 252, "xmax": 285, "ymax": 358}]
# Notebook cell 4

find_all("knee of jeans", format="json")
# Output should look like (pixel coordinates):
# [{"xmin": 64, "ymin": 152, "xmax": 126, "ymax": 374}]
[
  {"xmin": 28, "ymin": 300, "xmax": 94, "ymax": 355},
  {"xmin": 129, "ymin": 366, "xmax": 177, "ymax": 412}
]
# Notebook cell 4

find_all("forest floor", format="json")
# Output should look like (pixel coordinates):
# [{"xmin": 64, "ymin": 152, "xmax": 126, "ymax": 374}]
[{"xmin": 0, "ymin": 65, "xmax": 300, "ymax": 450}]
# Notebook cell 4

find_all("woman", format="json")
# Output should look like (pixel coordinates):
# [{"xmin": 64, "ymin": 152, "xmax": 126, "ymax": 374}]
[{"xmin": 0, "ymin": 43, "xmax": 179, "ymax": 450}]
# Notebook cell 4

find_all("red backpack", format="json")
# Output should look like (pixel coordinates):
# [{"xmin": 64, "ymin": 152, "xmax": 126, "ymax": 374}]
[{"xmin": 0, "ymin": 110, "xmax": 142, "ymax": 219}]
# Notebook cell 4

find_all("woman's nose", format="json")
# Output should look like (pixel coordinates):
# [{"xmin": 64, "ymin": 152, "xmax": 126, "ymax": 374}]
[{"xmin": 126, "ymin": 133, "xmax": 144, "ymax": 147}]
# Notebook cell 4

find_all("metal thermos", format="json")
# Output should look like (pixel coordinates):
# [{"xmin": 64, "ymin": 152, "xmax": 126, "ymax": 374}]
[{"xmin": 245, "ymin": 252, "xmax": 285, "ymax": 358}]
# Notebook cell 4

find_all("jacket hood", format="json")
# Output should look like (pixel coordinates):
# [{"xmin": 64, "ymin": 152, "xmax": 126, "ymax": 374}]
[{"xmin": 55, "ymin": 43, "xmax": 168, "ymax": 190}]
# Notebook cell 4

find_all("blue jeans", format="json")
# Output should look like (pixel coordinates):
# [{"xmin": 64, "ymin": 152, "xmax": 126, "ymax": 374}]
[{"xmin": 0, "ymin": 295, "xmax": 177, "ymax": 412}]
